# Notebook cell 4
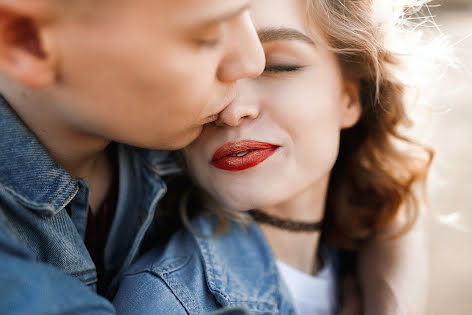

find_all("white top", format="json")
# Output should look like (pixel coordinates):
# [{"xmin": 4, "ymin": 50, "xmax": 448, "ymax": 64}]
[{"xmin": 276, "ymin": 249, "xmax": 338, "ymax": 315}]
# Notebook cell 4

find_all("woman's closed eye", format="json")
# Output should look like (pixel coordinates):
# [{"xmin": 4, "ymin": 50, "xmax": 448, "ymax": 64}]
[{"xmin": 264, "ymin": 64, "xmax": 303, "ymax": 73}]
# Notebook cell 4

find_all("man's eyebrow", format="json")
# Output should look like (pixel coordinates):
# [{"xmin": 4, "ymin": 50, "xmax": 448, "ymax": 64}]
[
  {"xmin": 257, "ymin": 27, "xmax": 316, "ymax": 46},
  {"xmin": 199, "ymin": 3, "xmax": 251, "ymax": 26}
]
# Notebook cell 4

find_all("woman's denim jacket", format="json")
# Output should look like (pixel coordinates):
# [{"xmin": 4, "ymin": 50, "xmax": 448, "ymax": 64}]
[{"xmin": 114, "ymin": 215, "xmax": 340, "ymax": 315}]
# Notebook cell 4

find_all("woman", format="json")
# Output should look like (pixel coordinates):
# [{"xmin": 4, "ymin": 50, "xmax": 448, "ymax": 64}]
[{"xmin": 114, "ymin": 0, "xmax": 440, "ymax": 313}]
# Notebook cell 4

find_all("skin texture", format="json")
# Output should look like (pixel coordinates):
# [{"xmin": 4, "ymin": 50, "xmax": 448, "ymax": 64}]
[
  {"xmin": 0, "ymin": 0, "xmax": 265, "ymax": 209},
  {"xmin": 184, "ymin": 0, "xmax": 361, "ymax": 274}
]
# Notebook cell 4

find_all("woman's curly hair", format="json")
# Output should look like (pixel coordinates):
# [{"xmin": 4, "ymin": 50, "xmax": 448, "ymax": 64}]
[{"xmin": 307, "ymin": 0, "xmax": 439, "ymax": 247}]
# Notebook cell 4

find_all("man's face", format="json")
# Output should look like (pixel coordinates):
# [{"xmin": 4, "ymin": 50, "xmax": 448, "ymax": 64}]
[{"xmin": 48, "ymin": 0, "xmax": 265, "ymax": 149}]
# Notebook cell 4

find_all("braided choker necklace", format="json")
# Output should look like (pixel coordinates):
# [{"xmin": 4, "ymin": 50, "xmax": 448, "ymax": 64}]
[{"xmin": 249, "ymin": 209, "xmax": 323, "ymax": 232}]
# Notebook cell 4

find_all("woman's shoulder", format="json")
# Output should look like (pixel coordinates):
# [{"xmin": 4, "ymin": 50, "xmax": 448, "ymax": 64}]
[
  {"xmin": 114, "ymin": 215, "xmax": 302, "ymax": 314},
  {"xmin": 114, "ymin": 222, "xmax": 219, "ymax": 314},
  {"xmin": 121, "ymin": 214, "xmax": 251, "ymax": 279},
  {"xmin": 125, "ymin": 226, "xmax": 197, "ymax": 277},
  {"xmin": 114, "ymin": 267, "xmax": 189, "ymax": 314}
]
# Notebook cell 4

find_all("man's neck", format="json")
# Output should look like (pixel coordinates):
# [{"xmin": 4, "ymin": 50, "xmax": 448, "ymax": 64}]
[
  {"xmin": 37, "ymin": 121, "xmax": 114, "ymax": 213},
  {"xmin": 6, "ymin": 90, "xmax": 114, "ymax": 212}
]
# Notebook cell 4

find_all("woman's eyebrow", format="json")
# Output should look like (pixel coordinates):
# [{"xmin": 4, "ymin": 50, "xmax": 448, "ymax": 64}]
[{"xmin": 257, "ymin": 27, "xmax": 315, "ymax": 46}]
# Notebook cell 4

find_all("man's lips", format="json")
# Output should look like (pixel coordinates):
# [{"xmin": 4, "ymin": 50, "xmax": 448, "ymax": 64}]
[
  {"xmin": 210, "ymin": 140, "xmax": 279, "ymax": 171},
  {"xmin": 202, "ymin": 114, "xmax": 219, "ymax": 124}
]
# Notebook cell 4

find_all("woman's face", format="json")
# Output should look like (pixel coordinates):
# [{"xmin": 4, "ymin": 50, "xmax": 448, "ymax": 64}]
[{"xmin": 183, "ymin": 0, "xmax": 361, "ymax": 211}]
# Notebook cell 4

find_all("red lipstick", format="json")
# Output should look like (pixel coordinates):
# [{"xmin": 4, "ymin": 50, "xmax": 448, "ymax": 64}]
[{"xmin": 210, "ymin": 140, "xmax": 279, "ymax": 171}]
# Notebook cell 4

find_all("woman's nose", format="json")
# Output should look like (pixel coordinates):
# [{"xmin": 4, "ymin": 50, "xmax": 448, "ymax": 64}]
[{"xmin": 215, "ymin": 81, "xmax": 260, "ymax": 127}]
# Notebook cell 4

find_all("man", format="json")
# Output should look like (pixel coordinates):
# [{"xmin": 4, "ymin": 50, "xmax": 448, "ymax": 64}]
[{"xmin": 0, "ymin": 0, "xmax": 264, "ymax": 313}]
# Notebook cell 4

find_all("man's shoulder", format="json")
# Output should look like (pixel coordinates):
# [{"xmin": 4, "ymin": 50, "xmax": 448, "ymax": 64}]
[
  {"xmin": 0, "ymin": 211, "xmax": 115, "ymax": 314},
  {"xmin": 0, "ymin": 202, "xmax": 32, "ymax": 260}
]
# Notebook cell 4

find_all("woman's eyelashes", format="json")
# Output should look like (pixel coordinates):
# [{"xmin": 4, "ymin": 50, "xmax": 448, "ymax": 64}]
[{"xmin": 263, "ymin": 64, "xmax": 303, "ymax": 73}]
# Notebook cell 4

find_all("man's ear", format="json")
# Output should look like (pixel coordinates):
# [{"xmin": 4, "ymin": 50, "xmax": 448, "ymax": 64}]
[
  {"xmin": 340, "ymin": 79, "xmax": 362, "ymax": 129},
  {"xmin": 0, "ymin": 1, "xmax": 57, "ymax": 88}
]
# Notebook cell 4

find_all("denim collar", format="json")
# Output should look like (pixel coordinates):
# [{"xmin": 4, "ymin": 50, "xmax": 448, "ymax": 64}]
[
  {"xmin": 0, "ymin": 96, "xmax": 181, "ymax": 217},
  {"xmin": 191, "ymin": 217, "xmax": 288, "ymax": 314},
  {"xmin": 0, "ymin": 96, "xmax": 79, "ymax": 216}
]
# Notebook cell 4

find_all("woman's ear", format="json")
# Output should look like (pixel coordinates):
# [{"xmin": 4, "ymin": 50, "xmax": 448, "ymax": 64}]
[
  {"xmin": 340, "ymin": 79, "xmax": 362, "ymax": 129},
  {"xmin": 0, "ymin": 1, "xmax": 57, "ymax": 88}
]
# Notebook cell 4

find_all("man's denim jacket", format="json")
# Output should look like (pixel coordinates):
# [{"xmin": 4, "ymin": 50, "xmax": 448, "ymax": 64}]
[
  {"xmin": 114, "ymin": 215, "xmax": 339, "ymax": 315},
  {"xmin": 0, "ymin": 97, "xmax": 180, "ymax": 313}
]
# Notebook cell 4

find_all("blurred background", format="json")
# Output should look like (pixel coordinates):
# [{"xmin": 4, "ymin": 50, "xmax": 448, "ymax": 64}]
[{"xmin": 427, "ymin": 0, "xmax": 472, "ymax": 314}]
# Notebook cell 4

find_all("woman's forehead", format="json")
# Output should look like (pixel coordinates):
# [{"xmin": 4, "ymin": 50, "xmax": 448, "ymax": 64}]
[
  {"xmin": 251, "ymin": 0, "xmax": 308, "ymax": 32},
  {"xmin": 251, "ymin": 0, "xmax": 327, "ymax": 49}
]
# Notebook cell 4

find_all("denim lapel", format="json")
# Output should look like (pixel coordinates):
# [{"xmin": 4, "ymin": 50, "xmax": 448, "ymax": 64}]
[
  {"xmin": 104, "ymin": 146, "xmax": 181, "ymax": 297},
  {"xmin": 192, "ymin": 216, "xmax": 282, "ymax": 314}
]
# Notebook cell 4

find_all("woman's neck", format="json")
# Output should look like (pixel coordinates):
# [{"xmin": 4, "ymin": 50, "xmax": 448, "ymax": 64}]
[
  {"xmin": 258, "ymin": 178, "xmax": 329, "ymax": 275},
  {"xmin": 260, "ymin": 225, "xmax": 323, "ymax": 274}
]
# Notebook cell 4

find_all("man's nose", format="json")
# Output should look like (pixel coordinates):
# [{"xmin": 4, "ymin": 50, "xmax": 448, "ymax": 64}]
[{"xmin": 216, "ymin": 11, "xmax": 265, "ymax": 83}]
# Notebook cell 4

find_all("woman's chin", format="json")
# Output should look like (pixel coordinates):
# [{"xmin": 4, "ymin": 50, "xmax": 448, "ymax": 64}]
[{"xmin": 214, "ymin": 197, "xmax": 257, "ymax": 213}]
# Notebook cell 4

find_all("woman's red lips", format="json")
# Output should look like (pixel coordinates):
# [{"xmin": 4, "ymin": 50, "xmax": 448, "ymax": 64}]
[{"xmin": 210, "ymin": 140, "xmax": 279, "ymax": 171}]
